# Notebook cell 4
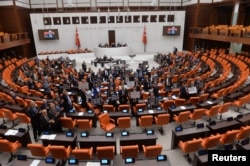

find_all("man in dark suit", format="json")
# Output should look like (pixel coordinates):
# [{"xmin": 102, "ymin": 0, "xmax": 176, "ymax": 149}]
[
  {"xmin": 142, "ymin": 75, "xmax": 151, "ymax": 92},
  {"xmin": 118, "ymin": 84, "xmax": 128, "ymax": 104},
  {"xmin": 40, "ymin": 109, "xmax": 55, "ymax": 133},
  {"xmin": 179, "ymin": 82, "xmax": 188, "ymax": 100},
  {"xmin": 80, "ymin": 88, "xmax": 88, "ymax": 108},
  {"xmin": 26, "ymin": 101, "xmax": 41, "ymax": 142},
  {"xmin": 61, "ymin": 89, "xmax": 73, "ymax": 113}
]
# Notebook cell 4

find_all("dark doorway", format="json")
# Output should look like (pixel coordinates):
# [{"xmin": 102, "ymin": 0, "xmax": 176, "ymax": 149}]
[{"xmin": 108, "ymin": 30, "xmax": 115, "ymax": 47}]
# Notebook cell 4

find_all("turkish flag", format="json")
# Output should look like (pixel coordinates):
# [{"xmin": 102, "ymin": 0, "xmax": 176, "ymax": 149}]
[
  {"xmin": 142, "ymin": 26, "xmax": 147, "ymax": 45},
  {"xmin": 75, "ymin": 27, "xmax": 81, "ymax": 49}
]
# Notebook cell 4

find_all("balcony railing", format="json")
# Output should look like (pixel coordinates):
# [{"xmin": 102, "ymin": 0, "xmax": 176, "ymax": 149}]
[
  {"xmin": 189, "ymin": 26, "xmax": 250, "ymax": 45},
  {"xmin": 0, "ymin": 32, "xmax": 30, "ymax": 50}
]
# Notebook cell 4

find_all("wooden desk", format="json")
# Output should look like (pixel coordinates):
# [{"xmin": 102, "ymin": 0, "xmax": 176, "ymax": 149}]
[
  {"xmin": 0, "ymin": 129, "xmax": 31, "ymax": 147},
  {"xmin": 192, "ymin": 152, "xmax": 208, "ymax": 166},
  {"xmin": 168, "ymin": 105, "xmax": 196, "ymax": 121},
  {"xmin": 206, "ymin": 120, "xmax": 241, "ymax": 134},
  {"xmin": 223, "ymin": 91, "xmax": 245, "ymax": 102},
  {"xmin": 11, "ymin": 158, "xmax": 60, "ymax": 166},
  {"xmin": 66, "ymin": 112, "xmax": 97, "ymax": 128},
  {"xmin": 77, "ymin": 135, "xmax": 116, "ymax": 153},
  {"xmin": 171, "ymin": 127, "xmax": 209, "ymax": 149},
  {"xmin": 136, "ymin": 109, "xmax": 167, "ymax": 126},
  {"xmin": 197, "ymin": 100, "xmax": 220, "ymax": 109},
  {"xmin": 235, "ymin": 113, "xmax": 250, "ymax": 125},
  {"xmin": 120, "ymin": 133, "xmax": 158, "ymax": 151},
  {"xmin": 40, "ymin": 134, "xmax": 77, "ymax": 148}
]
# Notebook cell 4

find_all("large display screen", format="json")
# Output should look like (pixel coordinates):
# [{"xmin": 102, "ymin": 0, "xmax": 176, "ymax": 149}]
[
  {"xmin": 38, "ymin": 29, "xmax": 59, "ymax": 40},
  {"xmin": 163, "ymin": 26, "xmax": 181, "ymax": 36}
]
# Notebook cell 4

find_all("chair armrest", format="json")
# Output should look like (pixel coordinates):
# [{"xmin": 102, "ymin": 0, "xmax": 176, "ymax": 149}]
[
  {"xmin": 142, "ymin": 145, "xmax": 146, "ymax": 152},
  {"xmin": 67, "ymin": 145, "xmax": 72, "ymax": 152},
  {"xmin": 110, "ymin": 118, "xmax": 115, "ymax": 124}
]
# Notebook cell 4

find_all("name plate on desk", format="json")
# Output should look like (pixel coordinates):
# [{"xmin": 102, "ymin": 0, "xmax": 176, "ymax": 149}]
[{"xmin": 4, "ymin": 129, "xmax": 18, "ymax": 136}]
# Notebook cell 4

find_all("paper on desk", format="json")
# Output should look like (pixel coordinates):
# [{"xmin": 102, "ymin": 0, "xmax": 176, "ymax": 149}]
[
  {"xmin": 148, "ymin": 110, "xmax": 154, "ymax": 114},
  {"xmin": 4, "ymin": 129, "xmax": 18, "ymax": 136},
  {"xmin": 49, "ymin": 134, "xmax": 56, "ymax": 140},
  {"xmin": 180, "ymin": 106, "xmax": 186, "ymax": 109},
  {"xmin": 78, "ymin": 112, "xmax": 84, "ymax": 116},
  {"xmin": 206, "ymin": 101, "xmax": 213, "ymax": 104},
  {"xmin": 172, "ymin": 96, "xmax": 177, "ymax": 99},
  {"xmin": 29, "ymin": 159, "xmax": 41, "ymax": 166},
  {"xmin": 40, "ymin": 135, "xmax": 50, "ymax": 139},
  {"xmin": 86, "ymin": 162, "xmax": 100, "ymax": 166}
]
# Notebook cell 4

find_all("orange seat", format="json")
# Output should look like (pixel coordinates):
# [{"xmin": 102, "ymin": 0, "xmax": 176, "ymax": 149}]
[
  {"xmin": 188, "ymin": 97, "xmax": 200, "ymax": 105},
  {"xmin": 178, "ymin": 138, "xmax": 202, "ymax": 161},
  {"xmin": 98, "ymin": 113, "xmax": 116, "ymax": 132},
  {"xmin": 174, "ymin": 98, "xmax": 186, "ymax": 107},
  {"xmin": 201, "ymin": 134, "xmax": 221, "ymax": 149},
  {"xmin": 141, "ymin": 91, "xmax": 150, "ymax": 100},
  {"xmin": 1, "ymin": 108, "xmax": 17, "ymax": 127},
  {"xmin": 133, "ymin": 103, "xmax": 146, "ymax": 115},
  {"xmin": 60, "ymin": 117, "xmax": 77, "ymax": 131},
  {"xmin": 236, "ymin": 125, "xmax": 250, "ymax": 141},
  {"xmin": 87, "ymin": 102, "xmax": 101, "ymax": 116},
  {"xmin": 15, "ymin": 112, "xmax": 31, "ymax": 130},
  {"xmin": 170, "ymin": 89, "xmax": 180, "ymax": 97},
  {"xmin": 48, "ymin": 145, "xmax": 72, "ymax": 164},
  {"xmin": 173, "ymin": 111, "xmax": 191, "ymax": 127},
  {"xmin": 96, "ymin": 146, "xmax": 115, "ymax": 159},
  {"xmin": 232, "ymin": 95, "xmax": 248, "ymax": 112},
  {"xmin": 118, "ymin": 104, "xmax": 130, "ymax": 112},
  {"xmin": 27, "ymin": 143, "xmax": 50, "ymax": 158},
  {"xmin": 159, "ymin": 100, "xmax": 174, "ymax": 111},
  {"xmin": 72, "ymin": 147, "xmax": 93, "ymax": 160},
  {"xmin": 142, "ymin": 144, "xmax": 163, "ymax": 158},
  {"xmin": 120, "ymin": 145, "xmax": 139, "ymax": 159},
  {"xmin": 154, "ymin": 113, "xmax": 170, "ymax": 134},
  {"xmin": 204, "ymin": 105, "xmax": 221, "ymax": 122},
  {"xmin": 219, "ymin": 130, "xmax": 240, "ymax": 146},
  {"xmin": 189, "ymin": 108, "xmax": 206, "ymax": 125},
  {"xmin": 117, "ymin": 117, "xmax": 131, "ymax": 131},
  {"xmin": 0, "ymin": 139, "xmax": 21, "ymax": 162},
  {"xmin": 218, "ymin": 102, "xmax": 232, "ymax": 120},
  {"xmin": 199, "ymin": 93, "xmax": 209, "ymax": 103},
  {"xmin": 138, "ymin": 115, "xmax": 153, "ymax": 132},
  {"xmin": 15, "ymin": 97, "xmax": 27, "ymax": 108},
  {"xmin": 77, "ymin": 119, "xmax": 93, "ymax": 133},
  {"xmin": 103, "ymin": 104, "xmax": 116, "ymax": 112}
]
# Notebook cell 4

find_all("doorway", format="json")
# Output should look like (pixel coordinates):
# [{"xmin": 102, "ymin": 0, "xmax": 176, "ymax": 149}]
[{"xmin": 108, "ymin": 30, "xmax": 115, "ymax": 47}]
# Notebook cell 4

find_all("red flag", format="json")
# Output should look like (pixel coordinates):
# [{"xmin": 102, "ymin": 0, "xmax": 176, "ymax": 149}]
[
  {"xmin": 75, "ymin": 27, "xmax": 81, "ymax": 49},
  {"xmin": 142, "ymin": 26, "xmax": 147, "ymax": 45}
]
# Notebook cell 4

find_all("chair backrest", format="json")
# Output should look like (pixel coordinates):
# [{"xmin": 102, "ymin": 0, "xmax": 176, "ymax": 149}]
[
  {"xmin": 120, "ymin": 145, "xmax": 139, "ymax": 159},
  {"xmin": 60, "ymin": 117, "xmax": 75, "ymax": 128},
  {"xmin": 143, "ymin": 144, "xmax": 163, "ymax": 158},
  {"xmin": 77, "ymin": 119, "xmax": 92, "ymax": 130},
  {"xmin": 162, "ymin": 100, "xmax": 174, "ymax": 110},
  {"xmin": 179, "ymin": 138, "xmax": 202, "ymax": 153},
  {"xmin": 72, "ymin": 147, "xmax": 93, "ymax": 160},
  {"xmin": 15, "ymin": 112, "xmax": 30, "ymax": 123},
  {"xmin": 174, "ymin": 99, "xmax": 186, "ymax": 106},
  {"xmin": 139, "ymin": 115, "xmax": 153, "ymax": 127},
  {"xmin": 189, "ymin": 109, "xmax": 206, "ymax": 120},
  {"xmin": 208, "ymin": 105, "xmax": 221, "ymax": 116},
  {"xmin": 188, "ymin": 97, "xmax": 200, "ymax": 105},
  {"xmin": 1, "ymin": 108, "xmax": 16, "ymax": 120},
  {"xmin": 201, "ymin": 134, "xmax": 221, "ymax": 149},
  {"xmin": 155, "ymin": 114, "xmax": 170, "ymax": 126},
  {"xmin": 96, "ymin": 146, "xmax": 114, "ymax": 159},
  {"xmin": 48, "ymin": 145, "xmax": 71, "ymax": 159},
  {"xmin": 0, "ymin": 139, "xmax": 14, "ymax": 152},
  {"xmin": 117, "ymin": 117, "xmax": 131, "ymax": 129},
  {"xmin": 27, "ymin": 143, "xmax": 49, "ymax": 157},
  {"xmin": 103, "ymin": 105, "xmax": 115, "ymax": 112},
  {"xmin": 236, "ymin": 126, "xmax": 250, "ymax": 141},
  {"xmin": 175, "ymin": 111, "xmax": 191, "ymax": 123},
  {"xmin": 220, "ymin": 130, "xmax": 240, "ymax": 145},
  {"xmin": 118, "ymin": 104, "xmax": 130, "ymax": 111},
  {"xmin": 199, "ymin": 93, "xmax": 209, "ymax": 102},
  {"xmin": 98, "ymin": 113, "xmax": 110, "ymax": 125},
  {"xmin": 219, "ymin": 102, "xmax": 232, "ymax": 114}
]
